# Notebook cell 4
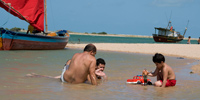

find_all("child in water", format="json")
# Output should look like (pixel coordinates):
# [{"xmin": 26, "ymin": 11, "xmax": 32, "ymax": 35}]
[{"xmin": 147, "ymin": 53, "xmax": 176, "ymax": 87}]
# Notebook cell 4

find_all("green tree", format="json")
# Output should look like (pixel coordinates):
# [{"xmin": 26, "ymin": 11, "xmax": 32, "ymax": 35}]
[
  {"xmin": 10, "ymin": 27, "xmax": 21, "ymax": 32},
  {"xmin": 98, "ymin": 32, "xmax": 107, "ymax": 35},
  {"xmin": 5, "ymin": 28, "xmax": 9, "ymax": 30},
  {"xmin": 91, "ymin": 32, "xmax": 97, "ymax": 34}
]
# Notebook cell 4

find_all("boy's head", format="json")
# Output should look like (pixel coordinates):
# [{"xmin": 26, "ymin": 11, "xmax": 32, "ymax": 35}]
[
  {"xmin": 153, "ymin": 53, "xmax": 165, "ymax": 69},
  {"xmin": 96, "ymin": 58, "xmax": 106, "ymax": 71},
  {"xmin": 153, "ymin": 53, "xmax": 165, "ymax": 63}
]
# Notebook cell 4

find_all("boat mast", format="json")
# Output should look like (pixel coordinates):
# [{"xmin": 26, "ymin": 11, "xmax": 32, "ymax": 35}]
[
  {"xmin": 166, "ymin": 11, "xmax": 172, "ymax": 29},
  {"xmin": 44, "ymin": 0, "xmax": 48, "ymax": 32},
  {"xmin": 183, "ymin": 20, "xmax": 189, "ymax": 37}
]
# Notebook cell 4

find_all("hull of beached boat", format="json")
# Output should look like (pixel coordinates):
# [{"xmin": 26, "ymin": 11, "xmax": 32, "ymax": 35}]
[
  {"xmin": 153, "ymin": 35, "xmax": 183, "ymax": 43},
  {"xmin": 0, "ymin": 30, "xmax": 69, "ymax": 50}
]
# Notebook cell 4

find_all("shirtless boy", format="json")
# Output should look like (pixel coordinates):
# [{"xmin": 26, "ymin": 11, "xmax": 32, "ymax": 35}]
[
  {"xmin": 95, "ymin": 58, "xmax": 107, "ymax": 80},
  {"xmin": 61, "ymin": 44, "xmax": 97, "ymax": 85},
  {"xmin": 87, "ymin": 58, "xmax": 107, "ymax": 83},
  {"xmin": 148, "ymin": 53, "xmax": 176, "ymax": 87}
]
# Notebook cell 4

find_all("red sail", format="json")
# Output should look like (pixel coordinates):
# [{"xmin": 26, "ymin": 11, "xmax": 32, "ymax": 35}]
[{"xmin": 0, "ymin": 0, "xmax": 44, "ymax": 31}]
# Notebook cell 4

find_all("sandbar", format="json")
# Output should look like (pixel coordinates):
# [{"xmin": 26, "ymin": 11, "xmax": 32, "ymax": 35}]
[{"xmin": 67, "ymin": 43, "xmax": 200, "ymax": 59}]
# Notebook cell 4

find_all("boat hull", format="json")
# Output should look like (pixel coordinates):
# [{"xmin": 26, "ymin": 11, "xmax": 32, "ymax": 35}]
[
  {"xmin": 0, "ymin": 30, "xmax": 69, "ymax": 50},
  {"xmin": 153, "ymin": 35, "xmax": 183, "ymax": 43}
]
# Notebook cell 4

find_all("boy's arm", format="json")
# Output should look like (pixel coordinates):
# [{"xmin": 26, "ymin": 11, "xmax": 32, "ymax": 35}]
[
  {"xmin": 148, "ymin": 67, "xmax": 159, "ymax": 77},
  {"xmin": 161, "ymin": 67, "xmax": 168, "ymax": 87},
  {"xmin": 95, "ymin": 69, "xmax": 108, "ymax": 80}
]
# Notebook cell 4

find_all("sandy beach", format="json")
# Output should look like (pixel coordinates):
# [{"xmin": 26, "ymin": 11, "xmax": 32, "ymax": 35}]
[
  {"xmin": 67, "ymin": 43, "xmax": 200, "ymax": 59},
  {"xmin": 67, "ymin": 43, "xmax": 200, "ymax": 74}
]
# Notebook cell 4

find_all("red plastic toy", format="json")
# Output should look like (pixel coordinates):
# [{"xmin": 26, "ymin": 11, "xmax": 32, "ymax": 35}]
[{"xmin": 126, "ymin": 75, "xmax": 152, "ymax": 85}]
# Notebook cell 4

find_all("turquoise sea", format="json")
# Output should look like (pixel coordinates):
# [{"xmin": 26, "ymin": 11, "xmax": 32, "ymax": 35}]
[
  {"xmin": 68, "ymin": 34, "xmax": 198, "ymax": 44},
  {"xmin": 0, "ymin": 34, "xmax": 200, "ymax": 99}
]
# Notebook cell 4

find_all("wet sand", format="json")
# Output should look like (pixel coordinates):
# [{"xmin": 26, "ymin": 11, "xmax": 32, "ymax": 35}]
[{"xmin": 191, "ymin": 63, "xmax": 200, "ymax": 75}]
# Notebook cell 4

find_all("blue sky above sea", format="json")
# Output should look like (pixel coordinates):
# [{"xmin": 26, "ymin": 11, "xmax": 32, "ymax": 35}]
[{"xmin": 0, "ymin": 0, "xmax": 200, "ymax": 38}]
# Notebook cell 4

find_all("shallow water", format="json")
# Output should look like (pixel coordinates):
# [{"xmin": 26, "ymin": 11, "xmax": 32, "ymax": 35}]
[
  {"xmin": 0, "ymin": 49, "xmax": 199, "ymax": 100},
  {"xmin": 69, "ymin": 34, "xmax": 199, "ymax": 44}
]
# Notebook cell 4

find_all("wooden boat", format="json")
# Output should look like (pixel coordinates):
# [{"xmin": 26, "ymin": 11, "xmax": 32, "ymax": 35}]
[
  {"xmin": 152, "ymin": 21, "xmax": 188, "ymax": 43},
  {"xmin": 0, "ymin": 0, "xmax": 69, "ymax": 50}
]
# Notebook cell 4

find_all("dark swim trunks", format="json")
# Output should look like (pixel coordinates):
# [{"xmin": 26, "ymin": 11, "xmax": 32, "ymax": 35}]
[{"xmin": 160, "ymin": 79, "xmax": 176, "ymax": 87}]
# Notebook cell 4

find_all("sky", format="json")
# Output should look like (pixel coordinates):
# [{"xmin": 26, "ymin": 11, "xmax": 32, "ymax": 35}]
[{"xmin": 0, "ymin": 0, "xmax": 200, "ymax": 38}]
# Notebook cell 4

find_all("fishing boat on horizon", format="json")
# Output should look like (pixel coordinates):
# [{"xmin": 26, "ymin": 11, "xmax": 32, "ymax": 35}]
[
  {"xmin": 152, "ymin": 20, "xmax": 188, "ymax": 43},
  {"xmin": 0, "ymin": 0, "xmax": 70, "ymax": 50}
]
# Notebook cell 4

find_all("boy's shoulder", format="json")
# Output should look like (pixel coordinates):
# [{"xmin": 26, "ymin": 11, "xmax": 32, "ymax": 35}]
[{"xmin": 163, "ymin": 63, "xmax": 173, "ymax": 71}]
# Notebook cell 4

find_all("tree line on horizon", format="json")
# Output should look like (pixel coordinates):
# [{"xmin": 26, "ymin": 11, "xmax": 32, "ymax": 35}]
[
  {"xmin": 5, "ymin": 27, "xmax": 25, "ymax": 32},
  {"xmin": 5, "ymin": 27, "xmax": 108, "ymax": 35},
  {"xmin": 85, "ymin": 32, "xmax": 107, "ymax": 35}
]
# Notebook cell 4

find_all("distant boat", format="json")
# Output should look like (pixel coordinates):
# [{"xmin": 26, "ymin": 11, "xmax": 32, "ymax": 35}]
[
  {"xmin": 152, "ymin": 20, "xmax": 188, "ymax": 43},
  {"xmin": 0, "ymin": 0, "xmax": 69, "ymax": 50}
]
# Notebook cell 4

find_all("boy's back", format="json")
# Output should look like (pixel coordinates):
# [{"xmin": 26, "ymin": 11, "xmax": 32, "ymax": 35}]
[{"xmin": 162, "ymin": 63, "xmax": 176, "ymax": 80}]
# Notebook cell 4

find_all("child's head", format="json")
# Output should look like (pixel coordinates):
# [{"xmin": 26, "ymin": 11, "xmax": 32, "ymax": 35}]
[
  {"xmin": 96, "ymin": 58, "xmax": 106, "ymax": 71},
  {"xmin": 153, "ymin": 53, "xmax": 165, "ymax": 63}
]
